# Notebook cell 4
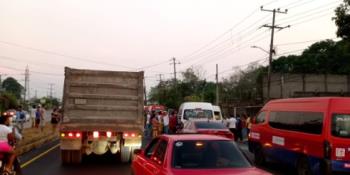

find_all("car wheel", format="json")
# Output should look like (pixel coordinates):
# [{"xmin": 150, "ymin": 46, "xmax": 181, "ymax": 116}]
[
  {"xmin": 297, "ymin": 157, "xmax": 313, "ymax": 175},
  {"xmin": 254, "ymin": 145, "xmax": 266, "ymax": 166}
]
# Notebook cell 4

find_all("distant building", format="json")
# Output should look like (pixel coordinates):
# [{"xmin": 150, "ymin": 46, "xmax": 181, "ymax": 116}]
[{"xmin": 263, "ymin": 73, "xmax": 350, "ymax": 99}]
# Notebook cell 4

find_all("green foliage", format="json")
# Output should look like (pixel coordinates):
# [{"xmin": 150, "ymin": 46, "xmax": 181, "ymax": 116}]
[
  {"xmin": 2, "ymin": 77, "xmax": 23, "ymax": 99},
  {"xmin": 0, "ymin": 92, "xmax": 19, "ymax": 112},
  {"xmin": 148, "ymin": 68, "xmax": 216, "ymax": 109},
  {"xmin": 272, "ymin": 40, "xmax": 350, "ymax": 74},
  {"xmin": 333, "ymin": 0, "xmax": 350, "ymax": 40}
]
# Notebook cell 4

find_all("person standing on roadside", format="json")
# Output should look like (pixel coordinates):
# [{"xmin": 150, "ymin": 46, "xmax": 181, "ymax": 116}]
[
  {"xmin": 246, "ymin": 114, "xmax": 252, "ymax": 136},
  {"xmin": 226, "ymin": 114, "xmax": 237, "ymax": 140},
  {"xmin": 35, "ymin": 106, "xmax": 41, "ymax": 128},
  {"xmin": 30, "ymin": 105, "xmax": 37, "ymax": 128},
  {"xmin": 51, "ymin": 107, "xmax": 60, "ymax": 133},
  {"xmin": 235, "ymin": 114, "xmax": 243, "ymax": 142},
  {"xmin": 169, "ymin": 111, "xmax": 177, "ymax": 134},
  {"xmin": 39, "ymin": 105, "xmax": 45, "ymax": 132},
  {"xmin": 162, "ymin": 111, "xmax": 169, "ymax": 134},
  {"xmin": 151, "ymin": 114, "xmax": 160, "ymax": 138},
  {"xmin": 15, "ymin": 105, "xmax": 25, "ymax": 133},
  {"xmin": 157, "ymin": 111, "xmax": 163, "ymax": 134}
]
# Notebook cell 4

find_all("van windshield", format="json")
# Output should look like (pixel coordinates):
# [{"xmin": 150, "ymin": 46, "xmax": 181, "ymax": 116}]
[
  {"xmin": 184, "ymin": 109, "xmax": 213, "ymax": 120},
  {"xmin": 332, "ymin": 114, "xmax": 350, "ymax": 138}
]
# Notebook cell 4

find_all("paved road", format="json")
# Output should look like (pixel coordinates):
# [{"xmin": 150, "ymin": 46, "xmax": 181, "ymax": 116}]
[
  {"xmin": 21, "ymin": 140, "xmax": 131, "ymax": 175},
  {"xmin": 20, "ymin": 139, "xmax": 293, "ymax": 175}
]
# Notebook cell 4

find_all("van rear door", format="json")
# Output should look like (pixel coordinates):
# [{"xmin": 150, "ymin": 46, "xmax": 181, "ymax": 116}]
[{"xmin": 330, "ymin": 113, "xmax": 350, "ymax": 162}]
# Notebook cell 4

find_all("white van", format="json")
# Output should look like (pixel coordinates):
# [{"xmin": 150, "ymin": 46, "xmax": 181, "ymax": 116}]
[
  {"xmin": 178, "ymin": 102, "xmax": 220, "ymax": 122},
  {"xmin": 213, "ymin": 105, "xmax": 223, "ymax": 120}
]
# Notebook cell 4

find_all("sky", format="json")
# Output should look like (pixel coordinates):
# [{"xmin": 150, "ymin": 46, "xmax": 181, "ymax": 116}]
[{"xmin": 0, "ymin": 0, "xmax": 343, "ymax": 99}]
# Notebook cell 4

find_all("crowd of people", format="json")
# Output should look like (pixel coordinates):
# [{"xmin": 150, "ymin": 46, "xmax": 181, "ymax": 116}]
[
  {"xmin": 225, "ymin": 113, "xmax": 253, "ymax": 142},
  {"xmin": 145, "ymin": 110, "xmax": 180, "ymax": 138}
]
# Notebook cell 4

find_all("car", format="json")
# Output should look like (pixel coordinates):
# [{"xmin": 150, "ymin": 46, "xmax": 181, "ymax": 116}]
[
  {"xmin": 180, "ymin": 120, "xmax": 234, "ymax": 140},
  {"xmin": 248, "ymin": 97, "xmax": 350, "ymax": 175},
  {"xmin": 131, "ymin": 134, "xmax": 271, "ymax": 175}
]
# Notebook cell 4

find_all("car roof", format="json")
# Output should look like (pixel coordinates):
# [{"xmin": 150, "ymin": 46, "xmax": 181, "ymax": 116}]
[{"xmin": 161, "ymin": 134, "xmax": 230, "ymax": 141}]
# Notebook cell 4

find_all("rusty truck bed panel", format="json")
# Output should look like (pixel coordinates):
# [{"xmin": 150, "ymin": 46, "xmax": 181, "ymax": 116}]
[{"xmin": 61, "ymin": 67, "xmax": 144, "ymax": 130}]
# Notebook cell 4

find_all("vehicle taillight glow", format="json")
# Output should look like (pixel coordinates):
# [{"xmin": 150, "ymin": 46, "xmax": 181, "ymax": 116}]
[
  {"xmin": 106, "ymin": 131, "xmax": 112, "ymax": 138},
  {"xmin": 93, "ymin": 131, "xmax": 99, "ymax": 138},
  {"xmin": 131, "ymin": 133, "xmax": 136, "ymax": 137},
  {"xmin": 76, "ymin": 133, "xmax": 81, "ymax": 138},
  {"xmin": 68, "ymin": 132, "xmax": 73, "ymax": 137},
  {"xmin": 2, "ymin": 112, "xmax": 7, "ymax": 116},
  {"xmin": 124, "ymin": 133, "xmax": 129, "ymax": 137},
  {"xmin": 9, "ymin": 112, "xmax": 14, "ymax": 115},
  {"xmin": 61, "ymin": 133, "xmax": 65, "ymax": 137}
]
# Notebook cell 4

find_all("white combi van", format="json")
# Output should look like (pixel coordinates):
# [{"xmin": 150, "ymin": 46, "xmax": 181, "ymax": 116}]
[
  {"xmin": 178, "ymin": 102, "xmax": 221, "ymax": 122},
  {"xmin": 213, "ymin": 105, "xmax": 223, "ymax": 120}
]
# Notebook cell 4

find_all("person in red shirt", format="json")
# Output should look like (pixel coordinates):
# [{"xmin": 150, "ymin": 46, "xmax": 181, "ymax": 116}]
[{"xmin": 169, "ymin": 111, "xmax": 178, "ymax": 134}]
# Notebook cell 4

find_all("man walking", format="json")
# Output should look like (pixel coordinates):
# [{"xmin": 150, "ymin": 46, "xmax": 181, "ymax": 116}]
[{"xmin": 226, "ymin": 114, "xmax": 237, "ymax": 140}]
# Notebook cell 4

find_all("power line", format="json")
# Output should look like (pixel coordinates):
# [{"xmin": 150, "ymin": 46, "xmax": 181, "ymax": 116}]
[
  {"xmin": 276, "ymin": 38, "xmax": 337, "ymax": 46},
  {"xmin": 0, "ymin": 40, "xmax": 136, "ymax": 70}
]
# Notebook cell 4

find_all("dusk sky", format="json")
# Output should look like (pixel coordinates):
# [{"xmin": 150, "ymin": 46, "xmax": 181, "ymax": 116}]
[{"xmin": 0, "ymin": 0, "xmax": 342, "ymax": 99}]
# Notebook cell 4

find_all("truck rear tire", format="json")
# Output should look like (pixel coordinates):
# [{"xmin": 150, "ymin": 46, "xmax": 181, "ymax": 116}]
[
  {"xmin": 71, "ymin": 150, "xmax": 82, "ymax": 164},
  {"xmin": 61, "ymin": 150, "xmax": 71, "ymax": 165},
  {"xmin": 121, "ymin": 146, "xmax": 131, "ymax": 163},
  {"xmin": 61, "ymin": 150, "xmax": 82, "ymax": 165}
]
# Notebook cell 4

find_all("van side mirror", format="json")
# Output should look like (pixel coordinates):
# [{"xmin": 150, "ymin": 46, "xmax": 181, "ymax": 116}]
[{"xmin": 183, "ymin": 116, "xmax": 188, "ymax": 120}]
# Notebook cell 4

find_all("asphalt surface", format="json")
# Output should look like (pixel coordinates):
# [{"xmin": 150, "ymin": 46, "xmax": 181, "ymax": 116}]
[{"xmin": 20, "ymin": 138, "xmax": 294, "ymax": 175}]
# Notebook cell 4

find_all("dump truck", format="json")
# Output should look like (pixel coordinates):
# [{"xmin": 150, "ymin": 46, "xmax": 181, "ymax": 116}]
[{"xmin": 60, "ymin": 67, "xmax": 144, "ymax": 164}]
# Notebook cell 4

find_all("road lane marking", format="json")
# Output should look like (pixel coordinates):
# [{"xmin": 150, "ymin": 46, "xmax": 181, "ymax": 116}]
[{"xmin": 20, "ymin": 143, "xmax": 60, "ymax": 168}]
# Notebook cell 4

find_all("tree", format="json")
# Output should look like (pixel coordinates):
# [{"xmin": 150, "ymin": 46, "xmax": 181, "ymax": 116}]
[
  {"xmin": 334, "ymin": 0, "xmax": 350, "ymax": 40},
  {"xmin": 2, "ymin": 77, "xmax": 23, "ymax": 99}
]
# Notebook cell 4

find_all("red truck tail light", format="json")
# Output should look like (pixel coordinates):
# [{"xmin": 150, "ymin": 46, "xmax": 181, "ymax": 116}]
[
  {"xmin": 68, "ymin": 132, "xmax": 74, "ymax": 137},
  {"xmin": 93, "ymin": 131, "xmax": 99, "ymax": 138},
  {"xmin": 76, "ymin": 133, "xmax": 81, "ymax": 138},
  {"xmin": 131, "ymin": 133, "xmax": 136, "ymax": 137},
  {"xmin": 124, "ymin": 133, "xmax": 129, "ymax": 137},
  {"xmin": 106, "ymin": 131, "xmax": 112, "ymax": 138}
]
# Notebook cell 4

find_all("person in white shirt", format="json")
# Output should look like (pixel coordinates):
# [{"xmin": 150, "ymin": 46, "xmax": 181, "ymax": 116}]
[
  {"xmin": 226, "ymin": 115, "xmax": 237, "ymax": 139},
  {"xmin": 0, "ymin": 112, "xmax": 17, "ymax": 174},
  {"xmin": 163, "ymin": 112, "xmax": 170, "ymax": 134}
]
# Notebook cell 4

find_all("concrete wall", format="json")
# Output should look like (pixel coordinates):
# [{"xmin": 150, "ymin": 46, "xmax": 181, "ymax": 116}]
[{"xmin": 263, "ymin": 73, "xmax": 350, "ymax": 99}]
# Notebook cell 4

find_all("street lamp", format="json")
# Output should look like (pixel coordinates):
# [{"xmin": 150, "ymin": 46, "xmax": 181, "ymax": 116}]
[
  {"xmin": 251, "ymin": 45, "xmax": 275, "ymax": 101},
  {"xmin": 251, "ymin": 45, "xmax": 269, "ymax": 54}
]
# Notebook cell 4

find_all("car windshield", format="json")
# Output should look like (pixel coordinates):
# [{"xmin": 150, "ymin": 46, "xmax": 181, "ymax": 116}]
[
  {"xmin": 195, "ymin": 122, "xmax": 226, "ymax": 129},
  {"xmin": 332, "ymin": 114, "xmax": 350, "ymax": 138},
  {"xmin": 184, "ymin": 109, "xmax": 213, "ymax": 120},
  {"xmin": 172, "ymin": 140, "xmax": 251, "ymax": 169}
]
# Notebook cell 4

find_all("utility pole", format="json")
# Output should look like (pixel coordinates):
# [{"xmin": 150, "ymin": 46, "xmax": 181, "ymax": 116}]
[
  {"xmin": 48, "ymin": 83, "xmax": 54, "ymax": 99},
  {"xmin": 215, "ymin": 64, "xmax": 219, "ymax": 105},
  {"xmin": 170, "ymin": 57, "xmax": 180, "ymax": 85},
  {"xmin": 158, "ymin": 74, "xmax": 163, "ymax": 83},
  {"xmin": 24, "ymin": 66, "xmax": 30, "ymax": 102},
  {"xmin": 261, "ymin": 6, "xmax": 290, "ymax": 101}
]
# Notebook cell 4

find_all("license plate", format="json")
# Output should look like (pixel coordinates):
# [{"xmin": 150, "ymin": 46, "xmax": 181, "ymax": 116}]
[{"xmin": 344, "ymin": 163, "xmax": 350, "ymax": 168}]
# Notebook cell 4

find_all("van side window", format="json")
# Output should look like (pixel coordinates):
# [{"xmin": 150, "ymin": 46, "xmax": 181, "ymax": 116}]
[
  {"xmin": 255, "ymin": 112, "xmax": 266, "ymax": 124},
  {"xmin": 269, "ymin": 111, "xmax": 324, "ymax": 134}
]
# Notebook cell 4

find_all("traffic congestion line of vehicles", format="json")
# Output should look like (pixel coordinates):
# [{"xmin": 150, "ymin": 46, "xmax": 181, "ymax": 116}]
[
  {"xmin": 249, "ymin": 97, "xmax": 350, "ymax": 175},
  {"xmin": 132, "ymin": 134, "xmax": 270, "ymax": 175}
]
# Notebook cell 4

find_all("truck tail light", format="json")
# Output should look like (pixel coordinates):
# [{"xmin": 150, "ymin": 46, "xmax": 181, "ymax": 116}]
[
  {"xmin": 124, "ymin": 133, "xmax": 129, "ymax": 138},
  {"xmin": 106, "ymin": 131, "xmax": 112, "ymax": 138},
  {"xmin": 93, "ymin": 131, "xmax": 99, "ymax": 138},
  {"xmin": 61, "ymin": 133, "xmax": 65, "ymax": 137},
  {"xmin": 131, "ymin": 133, "xmax": 136, "ymax": 137},
  {"xmin": 68, "ymin": 132, "xmax": 74, "ymax": 137},
  {"xmin": 76, "ymin": 133, "xmax": 81, "ymax": 138}
]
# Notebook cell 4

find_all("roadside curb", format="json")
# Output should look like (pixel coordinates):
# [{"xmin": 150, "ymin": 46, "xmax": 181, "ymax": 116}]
[{"xmin": 17, "ymin": 133, "xmax": 59, "ymax": 155}]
